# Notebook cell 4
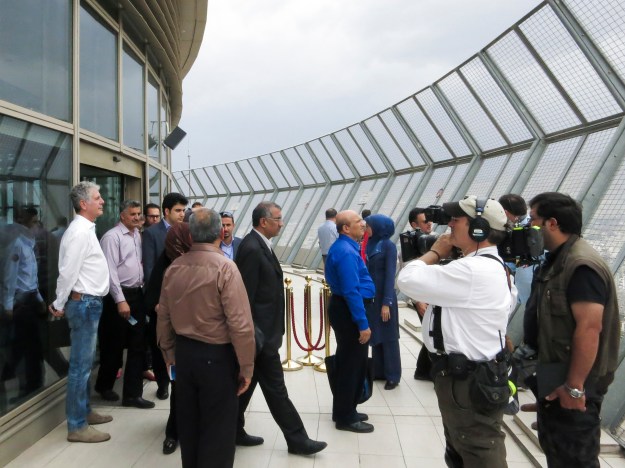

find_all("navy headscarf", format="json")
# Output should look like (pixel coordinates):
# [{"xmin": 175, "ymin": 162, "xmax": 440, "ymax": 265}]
[{"xmin": 365, "ymin": 214, "xmax": 395, "ymax": 259}]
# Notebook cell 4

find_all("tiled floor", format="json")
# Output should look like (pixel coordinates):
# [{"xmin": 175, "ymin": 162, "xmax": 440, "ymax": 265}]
[{"xmin": 5, "ymin": 272, "xmax": 624, "ymax": 467}]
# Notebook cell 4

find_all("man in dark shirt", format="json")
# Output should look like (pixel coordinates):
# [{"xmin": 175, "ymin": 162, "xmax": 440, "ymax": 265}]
[
  {"xmin": 526, "ymin": 192, "xmax": 620, "ymax": 467},
  {"xmin": 325, "ymin": 210, "xmax": 375, "ymax": 433}
]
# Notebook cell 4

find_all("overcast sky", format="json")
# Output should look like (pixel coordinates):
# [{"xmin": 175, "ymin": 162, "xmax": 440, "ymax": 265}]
[{"xmin": 172, "ymin": 0, "xmax": 541, "ymax": 172}]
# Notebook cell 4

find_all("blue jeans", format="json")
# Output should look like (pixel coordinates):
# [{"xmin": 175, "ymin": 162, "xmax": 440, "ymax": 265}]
[{"xmin": 65, "ymin": 294, "xmax": 102, "ymax": 432}]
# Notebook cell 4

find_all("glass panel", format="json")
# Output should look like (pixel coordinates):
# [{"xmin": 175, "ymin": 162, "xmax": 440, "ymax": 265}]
[
  {"xmin": 415, "ymin": 166, "xmax": 455, "ymax": 207},
  {"xmin": 396, "ymin": 97, "xmax": 452, "ymax": 162},
  {"xmin": 563, "ymin": 0, "xmax": 625, "ymax": 87},
  {"xmin": 237, "ymin": 160, "xmax": 264, "ymax": 192},
  {"xmin": 334, "ymin": 130, "xmax": 375, "ymax": 177},
  {"xmin": 379, "ymin": 110, "xmax": 425, "ymax": 167},
  {"xmin": 122, "ymin": 45, "xmax": 144, "ymax": 152},
  {"xmin": 416, "ymin": 88, "xmax": 472, "ymax": 157},
  {"xmin": 80, "ymin": 4, "xmax": 117, "ymax": 140},
  {"xmin": 438, "ymin": 72, "xmax": 507, "ymax": 151},
  {"xmin": 559, "ymin": 127, "xmax": 618, "ymax": 199},
  {"xmin": 306, "ymin": 139, "xmax": 343, "ymax": 181},
  {"xmin": 441, "ymin": 163, "xmax": 472, "ymax": 203},
  {"xmin": 521, "ymin": 137, "xmax": 582, "ymax": 201},
  {"xmin": 583, "ymin": 155, "xmax": 625, "ymax": 267},
  {"xmin": 389, "ymin": 171, "xmax": 425, "ymax": 226},
  {"xmin": 278, "ymin": 187, "xmax": 325, "ymax": 261},
  {"xmin": 271, "ymin": 152, "xmax": 298, "ymax": 187},
  {"xmin": 0, "ymin": 115, "xmax": 73, "ymax": 416},
  {"xmin": 295, "ymin": 145, "xmax": 324, "ymax": 184},
  {"xmin": 487, "ymin": 31, "xmax": 581, "ymax": 134},
  {"xmin": 215, "ymin": 164, "xmax": 242, "ymax": 194},
  {"xmin": 225, "ymin": 163, "xmax": 247, "ymax": 192},
  {"xmin": 283, "ymin": 148, "xmax": 314, "ymax": 185},
  {"xmin": 275, "ymin": 188, "xmax": 316, "ymax": 251},
  {"xmin": 364, "ymin": 116, "xmax": 411, "ymax": 170},
  {"xmin": 348, "ymin": 125, "xmax": 387, "ymax": 173},
  {"xmin": 233, "ymin": 192, "xmax": 266, "ymax": 238},
  {"xmin": 520, "ymin": 5, "xmax": 621, "ymax": 122},
  {"xmin": 161, "ymin": 172, "xmax": 168, "ymax": 199},
  {"xmin": 260, "ymin": 154, "xmax": 288, "ymax": 188},
  {"xmin": 193, "ymin": 168, "xmax": 217, "ymax": 196},
  {"xmin": 204, "ymin": 166, "xmax": 226, "ymax": 194},
  {"xmin": 0, "ymin": 0, "xmax": 72, "ymax": 121},
  {"xmin": 347, "ymin": 178, "xmax": 387, "ymax": 213},
  {"xmin": 460, "ymin": 58, "xmax": 533, "ymax": 144},
  {"xmin": 271, "ymin": 189, "xmax": 299, "ymax": 250},
  {"xmin": 376, "ymin": 173, "xmax": 413, "ymax": 217},
  {"xmin": 160, "ymin": 96, "xmax": 168, "ymax": 164},
  {"xmin": 490, "ymin": 150, "xmax": 530, "ymax": 199},
  {"xmin": 319, "ymin": 136, "xmax": 354, "ymax": 179},
  {"xmin": 465, "ymin": 155, "xmax": 508, "ymax": 198},
  {"xmin": 147, "ymin": 76, "xmax": 159, "ymax": 160},
  {"xmin": 248, "ymin": 158, "xmax": 272, "ymax": 190},
  {"xmin": 207, "ymin": 195, "xmax": 227, "ymax": 213},
  {"xmin": 149, "ymin": 166, "xmax": 160, "ymax": 204}
]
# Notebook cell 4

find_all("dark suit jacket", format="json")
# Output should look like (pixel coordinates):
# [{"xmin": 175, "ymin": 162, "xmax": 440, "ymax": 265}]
[
  {"xmin": 232, "ymin": 236, "xmax": 242, "ymax": 260},
  {"xmin": 235, "ymin": 230, "xmax": 284, "ymax": 350},
  {"xmin": 142, "ymin": 220, "xmax": 167, "ymax": 284}
]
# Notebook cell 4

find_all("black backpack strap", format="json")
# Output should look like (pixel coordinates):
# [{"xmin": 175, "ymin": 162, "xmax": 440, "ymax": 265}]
[{"xmin": 429, "ymin": 305, "xmax": 445, "ymax": 353}]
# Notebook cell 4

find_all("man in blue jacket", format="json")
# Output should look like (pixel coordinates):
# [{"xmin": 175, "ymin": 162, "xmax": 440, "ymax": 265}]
[{"xmin": 325, "ymin": 210, "xmax": 375, "ymax": 433}]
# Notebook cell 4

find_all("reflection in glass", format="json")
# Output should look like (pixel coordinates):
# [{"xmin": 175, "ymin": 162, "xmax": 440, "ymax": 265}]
[
  {"xmin": 0, "ymin": 0, "xmax": 72, "ymax": 121},
  {"xmin": 80, "ymin": 4, "xmax": 117, "ymax": 140},
  {"xmin": 147, "ymin": 77, "xmax": 160, "ymax": 160},
  {"xmin": 149, "ymin": 166, "xmax": 160, "ymax": 204},
  {"xmin": 0, "ymin": 115, "xmax": 72, "ymax": 416},
  {"xmin": 123, "ymin": 46, "xmax": 145, "ymax": 152},
  {"xmin": 160, "ymin": 96, "xmax": 168, "ymax": 165}
]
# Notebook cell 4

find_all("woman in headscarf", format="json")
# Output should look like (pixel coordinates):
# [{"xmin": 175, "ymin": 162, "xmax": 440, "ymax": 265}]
[
  {"xmin": 144, "ymin": 222, "xmax": 192, "ymax": 455},
  {"xmin": 364, "ymin": 214, "xmax": 401, "ymax": 390}
]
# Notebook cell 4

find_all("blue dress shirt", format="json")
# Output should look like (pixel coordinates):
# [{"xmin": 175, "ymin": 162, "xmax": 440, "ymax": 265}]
[{"xmin": 325, "ymin": 234, "xmax": 375, "ymax": 331}]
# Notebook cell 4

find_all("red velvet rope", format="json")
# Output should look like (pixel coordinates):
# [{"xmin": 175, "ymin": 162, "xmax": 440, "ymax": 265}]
[
  {"xmin": 290, "ymin": 290, "xmax": 312, "ymax": 351},
  {"xmin": 289, "ymin": 286, "xmax": 326, "ymax": 351}
]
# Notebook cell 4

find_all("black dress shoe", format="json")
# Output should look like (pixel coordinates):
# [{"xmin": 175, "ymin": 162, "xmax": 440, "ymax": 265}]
[
  {"xmin": 156, "ymin": 385, "xmax": 169, "ymax": 400},
  {"xmin": 122, "ymin": 397, "xmax": 156, "ymax": 409},
  {"xmin": 332, "ymin": 412, "xmax": 368, "ymax": 422},
  {"xmin": 235, "ymin": 432, "xmax": 264, "ymax": 446},
  {"xmin": 336, "ymin": 421, "xmax": 374, "ymax": 433},
  {"xmin": 384, "ymin": 381, "xmax": 399, "ymax": 390},
  {"xmin": 97, "ymin": 389, "xmax": 120, "ymax": 401},
  {"xmin": 288, "ymin": 439, "xmax": 327, "ymax": 455},
  {"xmin": 162, "ymin": 437, "xmax": 178, "ymax": 455}
]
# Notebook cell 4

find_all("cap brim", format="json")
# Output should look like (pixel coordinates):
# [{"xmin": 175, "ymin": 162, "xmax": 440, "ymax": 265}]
[{"xmin": 442, "ymin": 201, "xmax": 467, "ymax": 217}]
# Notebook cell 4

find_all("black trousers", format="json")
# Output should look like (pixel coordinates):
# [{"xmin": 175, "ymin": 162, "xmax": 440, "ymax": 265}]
[
  {"xmin": 95, "ymin": 288, "xmax": 146, "ymax": 398},
  {"xmin": 147, "ymin": 308, "xmax": 170, "ymax": 389},
  {"xmin": 176, "ymin": 336, "xmax": 238, "ymax": 468},
  {"xmin": 415, "ymin": 312, "xmax": 432, "ymax": 377},
  {"xmin": 328, "ymin": 295, "xmax": 370, "ymax": 425},
  {"xmin": 237, "ymin": 345, "xmax": 308, "ymax": 447}
]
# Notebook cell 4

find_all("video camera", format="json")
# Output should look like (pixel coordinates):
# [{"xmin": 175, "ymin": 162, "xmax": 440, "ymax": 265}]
[
  {"xmin": 498, "ymin": 225, "xmax": 543, "ymax": 264},
  {"xmin": 422, "ymin": 205, "xmax": 452, "ymax": 225},
  {"xmin": 399, "ymin": 229, "xmax": 438, "ymax": 262}
]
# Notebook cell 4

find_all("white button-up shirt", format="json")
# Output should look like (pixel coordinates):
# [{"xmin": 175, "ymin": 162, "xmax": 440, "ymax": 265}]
[
  {"xmin": 397, "ymin": 246, "xmax": 517, "ymax": 362},
  {"xmin": 53, "ymin": 215, "xmax": 110, "ymax": 310}
]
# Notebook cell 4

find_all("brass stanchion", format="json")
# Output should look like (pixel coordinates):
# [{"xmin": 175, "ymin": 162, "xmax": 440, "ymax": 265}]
[
  {"xmin": 281, "ymin": 278, "xmax": 302, "ymax": 371},
  {"xmin": 296, "ymin": 276, "xmax": 324, "ymax": 366},
  {"xmin": 314, "ymin": 279, "xmax": 332, "ymax": 373}
]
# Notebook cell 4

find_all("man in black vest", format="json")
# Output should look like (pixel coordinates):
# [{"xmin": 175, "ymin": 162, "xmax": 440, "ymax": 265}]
[
  {"xmin": 235, "ymin": 201, "xmax": 327, "ymax": 456},
  {"xmin": 526, "ymin": 192, "xmax": 620, "ymax": 468}
]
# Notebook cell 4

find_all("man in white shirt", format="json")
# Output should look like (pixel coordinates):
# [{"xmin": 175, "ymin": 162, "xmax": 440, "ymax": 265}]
[
  {"xmin": 49, "ymin": 182, "xmax": 111, "ymax": 443},
  {"xmin": 397, "ymin": 196, "xmax": 517, "ymax": 467}
]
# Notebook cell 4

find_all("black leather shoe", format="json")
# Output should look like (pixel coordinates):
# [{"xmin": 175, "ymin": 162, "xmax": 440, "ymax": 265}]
[
  {"xmin": 332, "ymin": 412, "xmax": 368, "ymax": 422},
  {"xmin": 156, "ymin": 385, "xmax": 169, "ymax": 400},
  {"xmin": 162, "ymin": 437, "xmax": 178, "ymax": 455},
  {"xmin": 336, "ymin": 421, "xmax": 374, "ymax": 433},
  {"xmin": 384, "ymin": 381, "xmax": 399, "ymax": 390},
  {"xmin": 236, "ymin": 432, "xmax": 264, "ymax": 446},
  {"xmin": 97, "ymin": 389, "xmax": 120, "ymax": 401},
  {"xmin": 122, "ymin": 397, "xmax": 156, "ymax": 409},
  {"xmin": 288, "ymin": 439, "xmax": 327, "ymax": 456}
]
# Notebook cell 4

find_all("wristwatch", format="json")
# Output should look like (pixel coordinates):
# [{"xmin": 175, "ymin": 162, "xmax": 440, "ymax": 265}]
[{"xmin": 564, "ymin": 383, "xmax": 585, "ymax": 399}]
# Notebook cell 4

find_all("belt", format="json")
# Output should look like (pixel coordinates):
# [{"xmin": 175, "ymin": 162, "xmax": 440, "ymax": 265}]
[
  {"xmin": 70, "ymin": 291, "xmax": 102, "ymax": 301},
  {"xmin": 430, "ymin": 352, "xmax": 477, "ymax": 378}
]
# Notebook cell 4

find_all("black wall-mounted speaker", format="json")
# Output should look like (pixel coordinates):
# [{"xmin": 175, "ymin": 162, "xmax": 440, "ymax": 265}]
[{"xmin": 163, "ymin": 126, "xmax": 187, "ymax": 150}]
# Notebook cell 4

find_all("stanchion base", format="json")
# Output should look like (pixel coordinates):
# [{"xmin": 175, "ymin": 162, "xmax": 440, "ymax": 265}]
[
  {"xmin": 296, "ymin": 354, "xmax": 324, "ymax": 366},
  {"xmin": 281, "ymin": 359, "xmax": 303, "ymax": 371},
  {"xmin": 314, "ymin": 361, "xmax": 327, "ymax": 373}
]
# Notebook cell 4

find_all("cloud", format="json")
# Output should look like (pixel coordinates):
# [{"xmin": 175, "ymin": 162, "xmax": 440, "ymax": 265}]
[{"xmin": 173, "ymin": 0, "xmax": 539, "ymax": 171}]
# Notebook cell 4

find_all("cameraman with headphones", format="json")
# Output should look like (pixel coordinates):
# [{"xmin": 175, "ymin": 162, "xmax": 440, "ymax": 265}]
[{"xmin": 397, "ymin": 196, "xmax": 517, "ymax": 468}]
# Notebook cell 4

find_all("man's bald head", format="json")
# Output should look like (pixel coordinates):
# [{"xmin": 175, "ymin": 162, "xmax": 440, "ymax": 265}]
[{"xmin": 336, "ymin": 210, "xmax": 365, "ymax": 242}]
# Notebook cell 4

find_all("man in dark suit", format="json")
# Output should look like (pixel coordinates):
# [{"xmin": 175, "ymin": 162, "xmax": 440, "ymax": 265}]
[
  {"xmin": 235, "ymin": 201, "xmax": 327, "ymax": 456},
  {"xmin": 219, "ymin": 211, "xmax": 241, "ymax": 260},
  {"xmin": 142, "ymin": 192, "xmax": 188, "ymax": 399}
]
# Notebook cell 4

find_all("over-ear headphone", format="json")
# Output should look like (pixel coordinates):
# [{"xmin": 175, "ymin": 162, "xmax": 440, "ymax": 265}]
[{"xmin": 469, "ymin": 198, "xmax": 491, "ymax": 242}]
